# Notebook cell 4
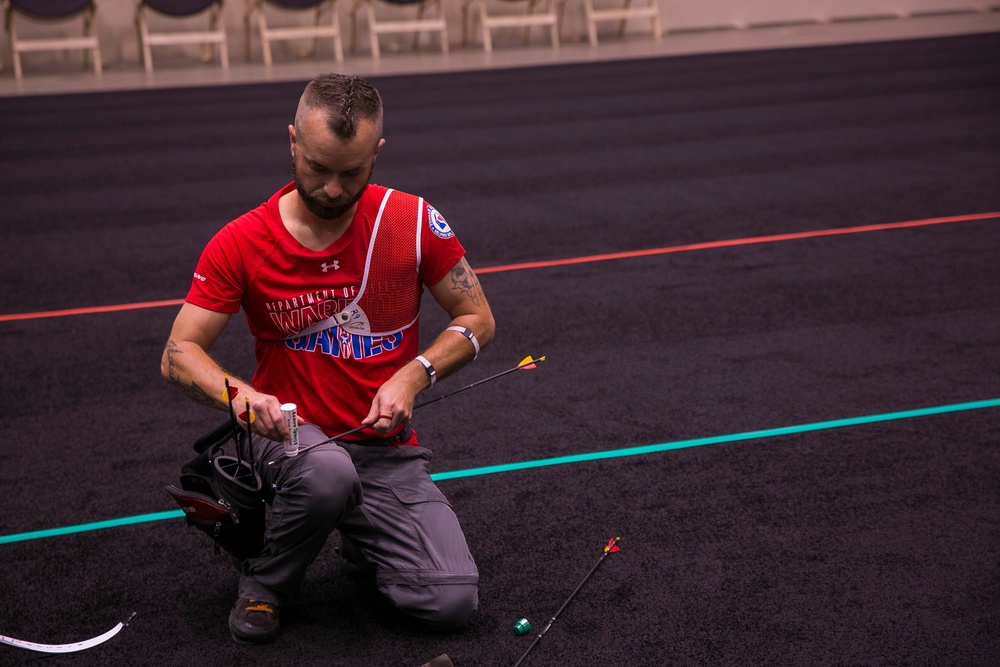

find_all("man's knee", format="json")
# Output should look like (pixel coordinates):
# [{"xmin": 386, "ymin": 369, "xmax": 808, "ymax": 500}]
[
  {"xmin": 282, "ymin": 448, "xmax": 361, "ymax": 517},
  {"xmin": 385, "ymin": 583, "xmax": 479, "ymax": 631},
  {"xmin": 427, "ymin": 584, "xmax": 478, "ymax": 630}
]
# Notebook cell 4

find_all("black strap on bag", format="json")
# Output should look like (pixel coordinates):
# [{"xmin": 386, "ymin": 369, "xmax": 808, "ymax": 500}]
[{"xmin": 165, "ymin": 420, "xmax": 268, "ymax": 560}]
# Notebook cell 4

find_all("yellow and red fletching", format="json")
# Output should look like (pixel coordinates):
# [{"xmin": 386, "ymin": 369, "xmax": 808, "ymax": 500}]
[
  {"xmin": 222, "ymin": 373, "xmax": 239, "ymax": 402},
  {"xmin": 518, "ymin": 355, "xmax": 546, "ymax": 370},
  {"xmin": 604, "ymin": 537, "xmax": 621, "ymax": 553}
]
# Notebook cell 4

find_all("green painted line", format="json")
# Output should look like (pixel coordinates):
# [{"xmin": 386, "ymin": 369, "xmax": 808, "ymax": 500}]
[
  {"xmin": 2, "ymin": 398, "xmax": 998, "ymax": 546},
  {"xmin": 431, "ymin": 397, "xmax": 1000, "ymax": 480},
  {"xmin": 0, "ymin": 510, "xmax": 184, "ymax": 545}
]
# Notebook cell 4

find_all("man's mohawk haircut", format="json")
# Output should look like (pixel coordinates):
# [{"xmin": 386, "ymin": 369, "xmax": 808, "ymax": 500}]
[{"xmin": 302, "ymin": 73, "xmax": 382, "ymax": 140}]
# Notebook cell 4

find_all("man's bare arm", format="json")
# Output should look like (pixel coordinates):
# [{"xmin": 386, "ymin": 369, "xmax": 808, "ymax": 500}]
[
  {"xmin": 162, "ymin": 337, "xmax": 219, "ymax": 408},
  {"xmin": 161, "ymin": 302, "xmax": 290, "ymax": 441},
  {"xmin": 365, "ymin": 256, "xmax": 496, "ymax": 432}
]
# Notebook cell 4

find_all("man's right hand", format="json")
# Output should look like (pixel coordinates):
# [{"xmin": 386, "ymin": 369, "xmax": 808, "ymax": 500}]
[{"xmin": 234, "ymin": 389, "xmax": 293, "ymax": 442}]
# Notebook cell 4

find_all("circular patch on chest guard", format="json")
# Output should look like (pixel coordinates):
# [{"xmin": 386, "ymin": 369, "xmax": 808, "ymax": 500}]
[{"xmin": 427, "ymin": 205, "xmax": 455, "ymax": 239}]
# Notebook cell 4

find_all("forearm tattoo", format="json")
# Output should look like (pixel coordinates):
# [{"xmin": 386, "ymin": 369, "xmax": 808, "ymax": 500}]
[
  {"xmin": 450, "ymin": 262, "xmax": 484, "ymax": 306},
  {"xmin": 164, "ymin": 339, "xmax": 216, "ymax": 408}
]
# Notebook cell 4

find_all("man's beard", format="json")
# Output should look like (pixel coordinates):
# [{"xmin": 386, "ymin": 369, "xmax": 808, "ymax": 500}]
[{"xmin": 292, "ymin": 159, "xmax": 372, "ymax": 220}]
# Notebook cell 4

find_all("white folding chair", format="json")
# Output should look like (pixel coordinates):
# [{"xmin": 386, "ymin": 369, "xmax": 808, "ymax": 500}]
[
  {"xmin": 3, "ymin": 0, "xmax": 102, "ymax": 80},
  {"xmin": 349, "ymin": 0, "xmax": 447, "ymax": 59},
  {"xmin": 582, "ymin": 0, "xmax": 660, "ymax": 47},
  {"xmin": 461, "ymin": 0, "xmax": 559, "ymax": 53},
  {"xmin": 136, "ymin": 0, "xmax": 230, "ymax": 73},
  {"xmin": 244, "ymin": 0, "xmax": 343, "ymax": 65}
]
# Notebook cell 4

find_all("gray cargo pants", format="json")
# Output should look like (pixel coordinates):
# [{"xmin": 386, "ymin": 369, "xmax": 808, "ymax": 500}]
[{"xmin": 237, "ymin": 423, "xmax": 479, "ymax": 630}]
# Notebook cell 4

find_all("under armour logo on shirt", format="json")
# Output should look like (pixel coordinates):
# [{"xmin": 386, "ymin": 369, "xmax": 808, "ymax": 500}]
[{"xmin": 321, "ymin": 261, "xmax": 340, "ymax": 273}]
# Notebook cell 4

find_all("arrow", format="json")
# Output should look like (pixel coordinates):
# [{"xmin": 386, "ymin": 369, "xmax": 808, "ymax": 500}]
[
  {"xmin": 414, "ymin": 356, "xmax": 545, "ymax": 409},
  {"xmin": 513, "ymin": 537, "xmax": 621, "ymax": 667},
  {"xmin": 267, "ymin": 355, "xmax": 546, "ymax": 465}
]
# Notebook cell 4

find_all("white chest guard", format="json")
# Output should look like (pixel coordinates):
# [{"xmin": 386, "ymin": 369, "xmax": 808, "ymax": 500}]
[{"xmin": 293, "ymin": 188, "xmax": 424, "ymax": 339}]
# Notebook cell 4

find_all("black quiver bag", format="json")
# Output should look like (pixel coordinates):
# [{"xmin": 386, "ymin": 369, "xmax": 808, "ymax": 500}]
[{"xmin": 166, "ymin": 420, "xmax": 269, "ymax": 560}]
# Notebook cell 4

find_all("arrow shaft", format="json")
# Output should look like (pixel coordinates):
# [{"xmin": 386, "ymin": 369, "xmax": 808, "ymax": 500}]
[
  {"xmin": 548, "ymin": 551, "xmax": 608, "ymax": 623},
  {"xmin": 512, "ymin": 538, "xmax": 619, "ymax": 666},
  {"xmin": 414, "ymin": 361, "xmax": 534, "ymax": 408},
  {"xmin": 268, "ymin": 357, "xmax": 544, "ymax": 465}
]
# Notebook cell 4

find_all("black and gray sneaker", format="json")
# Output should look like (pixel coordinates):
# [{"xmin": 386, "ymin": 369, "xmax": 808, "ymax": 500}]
[{"xmin": 229, "ymin": 597, "xmax": 281, "ymax": 644}]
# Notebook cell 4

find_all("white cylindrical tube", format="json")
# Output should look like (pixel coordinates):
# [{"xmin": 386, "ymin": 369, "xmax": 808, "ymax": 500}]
[{"xmin": 280, "ymin": 403, "xmax": 299, "ymax": 456}]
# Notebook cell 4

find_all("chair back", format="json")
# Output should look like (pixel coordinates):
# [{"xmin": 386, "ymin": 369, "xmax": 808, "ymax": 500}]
[
  {"xmin": 142, "ymin": 0, "xmax": 220, "ymax": 17},
  {"xmin": 8, "ymin": 0, "xmax": 93, "ymax": 19},
  {"xmin": 264, "ymin": 0, "xmax": 329, "ymax": 8}
]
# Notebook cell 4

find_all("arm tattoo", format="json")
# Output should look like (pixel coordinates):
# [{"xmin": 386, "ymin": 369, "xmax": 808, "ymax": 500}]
[
  {"xmin": 164, "ymin": 339, "xmax": 217, "ymax": 408},
  {"xmin": 449, "ymin": 262, "xmax": 483, "ymax": 306},
  {"xmin": 164, "ymin": 339, "xmax": 182, "ymax": 385},
  {"xmin": 183, "ymin": 381, "xmax": 216, "ymax": 408}
]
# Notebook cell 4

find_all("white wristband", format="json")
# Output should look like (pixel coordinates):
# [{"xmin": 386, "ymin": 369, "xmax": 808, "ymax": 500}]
[
  {"xmin": 415, "ymin": 355, "xmax": 436, "ymax": 387},
  {"xmin": 446, "ymin": 325, "xmax": 480, "ymax": 359}
]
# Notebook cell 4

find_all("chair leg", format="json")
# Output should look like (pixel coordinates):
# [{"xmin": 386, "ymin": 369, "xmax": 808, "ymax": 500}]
[
  {"xmin": 243, "ymin": 1, "xmax": 253, "ymax": 61},
  {"xmin": 256, "ymin": 7, "xmax": 273, "ymax": 66},
  {"xmin": 84, "ymin": 7, "xmax": 102, "ymax": 74},
  {"xmin": 556, "ymin": 0, "xmax": 567, "ymax": 41},
  {"xmin": 366, "ymin": 1, "xmax": 379, "ymax": 59},
  {"xmin": 349, "ymin": 0, "xmax": 362, "ymax": 53},
  {"xmin": 616, "ymin": 0, "xmax": 631, "ymax": 38},
  {"xmin": 438, "ymin": 0, "xmax": 449, "ymax": 54},
  {"xmin": 8, "ymin": 8, "xmax": 24, "ymax": 80},
  {"xmin": 136, "ymin": 9, "xmax": 150, "ymax": 74},
  {"xmin": 584, "ymin": 0, "xmax": 598, "ymax": 46},
  {"xmin": 650, "ymin": 0, "xmax": 662, "ymax": 40},
  {"xmin": 301, "ymin": 6, "xmax": 321, "ymax": 58},
  {"xmin": 460, "ymin": 0, "xmax": 469, "ymax": 47},
  {"xmin": 524, "ymin": 0, "xmax": 537, "ymax": 45},
  {"xmin": 218, "ymin": 39, "xmax": 230, "ymax": 68},
  {"xmin": 140, "ymin": 26, "xmax": 153, "ymax": 72},
  {"xmin": 330, "ymin": 2, "xmax": 344, "ymax": 62},
  {"xmin": 200, "ymin": 5, "xmax": 219, "ymax": 63},
  {"xmin": 214, "ymin": 5, "xmax": 231, "ymax": 68},
  {"xmin": 413, "ymin": 4, "xmax": 425, "ymax": 52},
  {"xmin": 548, "ymin": 0, "xmax": 559, "ymax": 47},
  {"xmin": 478, "ymin": 3, "xmax": 492, "ymax": 53}
]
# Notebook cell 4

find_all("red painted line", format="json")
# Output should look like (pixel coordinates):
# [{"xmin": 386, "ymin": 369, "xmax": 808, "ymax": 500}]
[
  {"xmin": 476, "ymin": 211, "xmax": 1000, "ymax": 274},
  {"xmin": 2, "ymin": 212, "xmax": 997, "ymax": 323},
  {"xmin": 0, "ymin": 298, "xmax": 184, "ymax": 323}
]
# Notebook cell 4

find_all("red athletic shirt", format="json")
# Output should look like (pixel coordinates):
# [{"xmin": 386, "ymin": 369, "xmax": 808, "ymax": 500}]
[{"xmin": 185, "ymin": 182, "xmax": 465, "ymax": 438}]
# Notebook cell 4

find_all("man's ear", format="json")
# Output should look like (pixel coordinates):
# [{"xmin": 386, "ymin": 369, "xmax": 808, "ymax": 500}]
[{"xmin": 288, "ymin": 124, "xmax": 297, "ymax": 156}]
